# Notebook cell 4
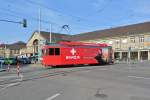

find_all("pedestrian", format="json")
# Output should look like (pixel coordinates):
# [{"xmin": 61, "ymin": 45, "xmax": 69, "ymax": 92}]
[
  {"xmin": 16, "ymin": 57, "xmax": 20, "ymax": 77},
  {"xmin": 34, "ymin": 57, "xmax": 37, "ymax": 64},
  {"xmin": 7, "ymin": 63, "xmax": 10, "ymax": 72}
]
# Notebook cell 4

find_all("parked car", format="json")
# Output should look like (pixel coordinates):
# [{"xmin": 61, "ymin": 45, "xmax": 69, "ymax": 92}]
[
  {"xmin": 0, "ymin": 57, "xmax": 5, "ymax": 65},
  {"xmin": 4, "ymin": 57, "xmax": 17, "ymax": 65},
  {"xmin": 18, "ymin": 58, "xmax": 31, "ymax": 64},
  {"xmin": 29, "ymin": 56, "xmax": 38, "ymax": 64},
  {"xmin": 23, "ymin": 58, "xmax": 31, "ymax": 64}
]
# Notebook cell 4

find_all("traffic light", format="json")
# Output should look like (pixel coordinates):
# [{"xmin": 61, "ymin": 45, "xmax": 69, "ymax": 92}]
[{"xmin": 23, "ymin": 19, "xmax": 27, "ymax": 27}]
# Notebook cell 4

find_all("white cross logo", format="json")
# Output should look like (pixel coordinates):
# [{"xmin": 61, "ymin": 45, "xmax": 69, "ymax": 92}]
[{"xmin": 70, "ymin": 48, "xmax": 76, "ymax": 55}]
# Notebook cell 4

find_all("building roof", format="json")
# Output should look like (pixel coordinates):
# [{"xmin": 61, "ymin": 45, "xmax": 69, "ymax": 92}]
[
  {"xmin": 40, "ymin": 31, "xmax": 71, "ymax": 42},
  {"xmin": 0, "ymin": 44, "xmax": 6, "ymax": 48},
  {"xmin": 70, "ymin": 21, "xmax": 150, "ymax": 41},
  {"xmin": 28, "ymin": 31, "xmax": 71, "ymax": 43},
  {"xmin": 7, "ymin": 41, "xmax": 26, "ymax": 50}
]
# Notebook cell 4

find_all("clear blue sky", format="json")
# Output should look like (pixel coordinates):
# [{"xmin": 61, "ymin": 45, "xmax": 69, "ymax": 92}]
[{"xmin": 0, "ymin": 0, "xmax": 150, "ymax": 43}]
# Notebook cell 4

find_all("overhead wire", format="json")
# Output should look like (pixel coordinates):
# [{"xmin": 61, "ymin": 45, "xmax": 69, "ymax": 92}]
[
  {"xmin": 23, "ymin": 0, "xmax": 111, "ymax": 28},
  {"xmin": 0, "ymin": 7, "xmax": 63, "ymax": 28},
  {"xmin": 24, "ymin": 0, "xmax": 93, "ymax": 22},
  {"xmin": 1, "ymin": 0, "xmax": 142, "ymax": 34},
  {"xmin": 2, "ymin": 0, "xmax": 118, "ymax": 30},
  {"xmin": 0, "ymin": 2, "xmax": 88, "ymax": 31}
]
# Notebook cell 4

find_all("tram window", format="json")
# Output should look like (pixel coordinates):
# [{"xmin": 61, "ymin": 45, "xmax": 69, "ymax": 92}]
[
  {"xmin": 42, "ymin": 50, "xmax": 44, "ymax": 54},
  {"xmin": 46, "ymin": 49, "xmax": 49, "ymax": 55},
  {"xmin": 49, "ymin": 48, "xmax": 54, "ymax": 55},
  {"xmin": 42, "ymin": 49, "xmax": 45, "ymax": 55},
  {"xmin": 55, "ymin": 48, "xmax": 60, "ymax": 55}
]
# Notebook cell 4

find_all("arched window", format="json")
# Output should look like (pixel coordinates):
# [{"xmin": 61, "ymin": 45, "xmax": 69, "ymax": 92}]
[{"xmin": 33, "ymin": 39, "xmax": 38, "ymax": 54}]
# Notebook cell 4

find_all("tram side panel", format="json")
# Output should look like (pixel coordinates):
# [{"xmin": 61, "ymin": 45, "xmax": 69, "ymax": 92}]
[
  {"xmin": 101, "ymin": 47, "xmax": 113, "ymax": 64},
  {"xmin": 61, "ymin": 47, "xmax": 102, "ymax": 65},
  {"xmin": 41, "ymin": 45, "xmax": 112, "ymax": 67},
  {"xmin": 81, "ymin": 47, "xmax": 101, "ymax": 65},
  {"xmin": 61, "ymin": 47, "xmax": 83, "ymax": 65}
]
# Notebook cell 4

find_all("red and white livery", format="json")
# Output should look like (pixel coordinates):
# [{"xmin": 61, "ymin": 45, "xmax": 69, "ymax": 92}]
[{"xmin": 41, "ymin": 42, "xmax": 113, "ymax": 67}]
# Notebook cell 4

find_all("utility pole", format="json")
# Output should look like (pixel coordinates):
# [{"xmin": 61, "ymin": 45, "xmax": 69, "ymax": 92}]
[
  {"xmin": 4, "ymin": 43, "xmax": 6, "ymax": 58},
  {"xmin": 128, "ymin": 47, "xmax": 131, "ymax": 64},
  {"xmin": 50, "ymin": 24, "xmax": 52, "ymax": 43},
  {"xmin": 39, "ymin": 9, "xmax": 41, "ymax": 40},
  {"xmin": 38, "ymin": 8, "xmax": 41, "ymax": 62}
]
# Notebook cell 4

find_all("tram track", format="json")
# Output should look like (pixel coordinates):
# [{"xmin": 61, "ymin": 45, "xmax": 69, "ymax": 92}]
[{"xmin": 0, "ymin": 65, "xmax": 108, "ymax": 85}]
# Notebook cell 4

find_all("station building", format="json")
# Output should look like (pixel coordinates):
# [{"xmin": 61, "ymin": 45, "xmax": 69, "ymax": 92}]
[
  {"xmin": 1, "ymin": 21, "xmax": 150, "ymax": 62},
  {"xmin": 26, "ymin": 31, "xmax": 70, "ymax": 57},
  {"xmin": 0, "ymin": 41, "xmax": 26, "ymax": 58},
  {"xmin": 70, "ymin": 22, "xmax": 150, "ymax": 61},
  {"xmin": 26, "ymin": 22, "xmax": 150, "ymax": 61}
]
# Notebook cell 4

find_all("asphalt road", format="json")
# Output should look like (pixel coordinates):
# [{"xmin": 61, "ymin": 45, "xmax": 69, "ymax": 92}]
[{"xmin": 0, "ymin": 62, "xmax": 150, "ymax": 100}]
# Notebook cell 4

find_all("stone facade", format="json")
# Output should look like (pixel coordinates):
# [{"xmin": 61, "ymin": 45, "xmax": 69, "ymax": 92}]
[
  {"xmin": 66, "ymin": 22, "xmax": 150, "ymax": 61},
  {"xmin": 81, "ymin": 33, "xmax": 150, "ymax": 61},
  {"xmin": 26, "ymin": 31, "xmax": 70, "ymax": 60},
  {"xmin": 0, "ymin": 42, "xmax": 26, "ymax": 58}
]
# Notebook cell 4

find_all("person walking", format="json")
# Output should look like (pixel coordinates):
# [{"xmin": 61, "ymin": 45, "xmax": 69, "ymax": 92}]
[
  {"xmin": 7, "ymin": 63, "xmax": 10, "ymax": 72},
  {"xmin": 16, "ymin": 57, "xmax": 20, "ymax": 77}
]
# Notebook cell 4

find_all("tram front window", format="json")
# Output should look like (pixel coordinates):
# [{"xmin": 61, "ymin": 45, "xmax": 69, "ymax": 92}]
[
  {"xmin": 49, "ymin": 48, "xmax": 54, "ymax": 55},
  {"xmin": 55, "ymin": 48, "xmax": 60, "ymax": 55}
]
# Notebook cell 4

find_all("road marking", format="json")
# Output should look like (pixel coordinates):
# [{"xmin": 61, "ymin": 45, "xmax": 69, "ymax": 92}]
[
  {"xmin": 0, "ymin": 75, "xmax": 18, "ymax": 79},
  {"xmin": 0, "ymin": 82, "xmax": 21, "ymax": 92},
  {"xmin": 128, "ymin": 76, "xmax": 150, "ymax": 80},
  {"xmin": 0, "ymin": 74, "xmax": 23, "ymax": 82},
  {"xmin": 6, "ymin": 74, "xmax": 24, "ymax": 82},
  {"xmin": 6, "ymin": 82, "xmax": 20, "ymax": 87},
  {"xmin": 0, "ymin": 74, "xmax": 23, "ymax": 89},
  {"xmin": 20, "ymin": 74, "xmax": 23, "ymax": 81},
  {"xmin": 45, "ymin": 93, "xmax": 60, "ymax": 100}
]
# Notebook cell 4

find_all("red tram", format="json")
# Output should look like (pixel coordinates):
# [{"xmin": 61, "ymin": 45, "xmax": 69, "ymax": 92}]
[{"xmin": 41, "ymin": 42, "xmax": 113, "ymax": 67}]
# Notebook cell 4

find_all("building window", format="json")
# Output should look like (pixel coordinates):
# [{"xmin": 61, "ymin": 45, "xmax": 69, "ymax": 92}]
[
  {"xmin": 140, "ymin": 46, "xmax": 144, "ymax": 49},
  {"xmin": 10, "ymin": 50, "xmax": 12, "ymax": 54},
  {"xmin": 17, "ymin": 50, "xmax": 19, "ymax": 54},
  {"xmin": 130, "ymin": 36, "xmax": 135, "ymax": 43},
  {"xmin": 145, "ymin": 36, "xmax": 150, "ymax": 42},
  {"xmin": 115, "ymin": 40, "xmax": 120, "ymax": 44},
  {"xmin": 122, "ymin": 39, "xmax": 127, "ymax": 43},
  {"xmin": 139, "ymin": 36, "xmax": 144, "ymax": 43}
]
